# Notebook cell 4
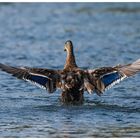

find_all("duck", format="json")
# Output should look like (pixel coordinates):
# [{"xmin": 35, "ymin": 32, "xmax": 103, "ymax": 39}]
[{"xmin": 0, "ymin": 40, "xmax": 140, "ymax": 104}]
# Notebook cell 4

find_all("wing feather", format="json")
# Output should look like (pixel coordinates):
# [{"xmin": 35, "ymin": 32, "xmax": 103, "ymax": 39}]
[
  {"xmin": 85, "ymin": 59, "xmax": 140, "ymax": 95},
  {"xmin": 0, "ymin": 63, "xmax": 61, "ymax": 93}
]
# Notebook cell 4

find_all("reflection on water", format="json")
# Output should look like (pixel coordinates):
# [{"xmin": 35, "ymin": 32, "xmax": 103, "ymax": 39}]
[{"xmin": 0, "ymin": 3, "xmax": 140, "ymax": 137}]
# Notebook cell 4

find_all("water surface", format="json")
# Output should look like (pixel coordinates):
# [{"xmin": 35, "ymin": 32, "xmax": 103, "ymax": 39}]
[{"xmin": 0, "ymin": 3, "xmax": 140, "ymax": 137}]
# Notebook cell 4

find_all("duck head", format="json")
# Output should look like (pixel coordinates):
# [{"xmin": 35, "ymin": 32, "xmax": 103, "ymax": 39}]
[{"xmin": 64, "ymin": 40, "xmax": 73, "ymax": 52}]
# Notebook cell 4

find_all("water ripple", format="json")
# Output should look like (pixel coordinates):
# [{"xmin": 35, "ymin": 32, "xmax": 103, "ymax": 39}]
[{"xmin": 0, "ymin": 3, "xmax": 140, "ymax": 138}]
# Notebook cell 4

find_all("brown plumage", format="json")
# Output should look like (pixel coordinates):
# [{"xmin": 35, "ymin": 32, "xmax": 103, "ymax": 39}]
[{"xmin": 0, "ymin": 40, "xmax": 140, "ymax": 104}]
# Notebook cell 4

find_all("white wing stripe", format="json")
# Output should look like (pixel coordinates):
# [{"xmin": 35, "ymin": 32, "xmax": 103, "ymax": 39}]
[
  {"xmin": 29, "ymin": 72, "xmax": 51, "ymax": 80},
  {"xmin": 23, "ymin": 78, "xmax": 46, "ymax": 89}
]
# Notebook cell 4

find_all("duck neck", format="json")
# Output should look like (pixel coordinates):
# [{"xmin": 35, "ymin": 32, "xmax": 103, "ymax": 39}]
[{"xmin": 64, "ymin": 49, "xmax": 77, "ymax": 69}]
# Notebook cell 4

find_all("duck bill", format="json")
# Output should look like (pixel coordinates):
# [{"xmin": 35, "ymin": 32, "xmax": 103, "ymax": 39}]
[{"xmin": 64, "ymin": 46, "xmax": 67, "ymax": 51}]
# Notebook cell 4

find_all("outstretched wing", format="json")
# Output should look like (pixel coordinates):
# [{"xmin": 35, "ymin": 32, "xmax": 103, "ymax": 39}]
[
  {"xmin": 0, "ymin": 63, "xmax": 61, "ymax": 93},
  {"xmin": 85, "ymin": 59, "xmax": 140, "ymax": 95}
]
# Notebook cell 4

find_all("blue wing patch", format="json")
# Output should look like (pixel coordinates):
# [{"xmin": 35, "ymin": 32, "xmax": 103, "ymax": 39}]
[
  {"xmin": 101, "ymin": 71, "xmax": 122, "ymax": 87},
  {"xmin": 24, "ymin": 73, "xmax": 49, "ymax": 89},
  {"xmin": 29, "ymin": 75, "xmax": 48, "ymax": 87}
]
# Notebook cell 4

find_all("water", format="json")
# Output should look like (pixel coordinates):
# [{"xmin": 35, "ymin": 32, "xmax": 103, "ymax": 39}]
[{"xmin": 0, "ymin": 3, "xmax": 140, "ymax": 137}]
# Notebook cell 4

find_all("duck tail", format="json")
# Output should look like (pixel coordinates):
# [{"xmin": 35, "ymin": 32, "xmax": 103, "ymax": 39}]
[{"xmin": 119, "ymin": 59, "xmax": 140, "ymax": 77}]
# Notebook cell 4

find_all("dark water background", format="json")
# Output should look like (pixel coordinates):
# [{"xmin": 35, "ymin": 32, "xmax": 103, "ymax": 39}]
[{"xmin": 0, "ymin": 3, "xmax": 140, "ymax": 137}]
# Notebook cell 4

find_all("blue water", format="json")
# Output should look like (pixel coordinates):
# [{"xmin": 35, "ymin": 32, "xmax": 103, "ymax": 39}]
[{"xmin": 0, "ymin": 3, "xmax": 140, "ymax": 137}]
